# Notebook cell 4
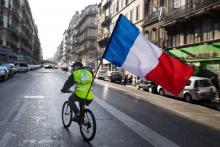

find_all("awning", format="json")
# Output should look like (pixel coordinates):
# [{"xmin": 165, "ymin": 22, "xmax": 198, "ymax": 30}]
[
  {"xmin": 0, "ymin": 48, "xmax": 18, "ymax": 57},
  {"xmin": 166, "ymin": 42, "xmax": 220, "ymax": 62}
]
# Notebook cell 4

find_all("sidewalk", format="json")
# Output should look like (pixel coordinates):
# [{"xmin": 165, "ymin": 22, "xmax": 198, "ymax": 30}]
[
  {"xmin": 125, "ymin": 83, "xmax": 220, "ymax": 111},
  {"xmin": 95, "ymin": 79, "xmax": 220, "ymax": 130}
]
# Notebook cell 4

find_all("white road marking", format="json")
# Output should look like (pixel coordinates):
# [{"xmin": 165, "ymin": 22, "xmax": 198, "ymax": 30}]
[
  {"xmin": 0, "ymin": 102, "xmax": 21, "ymax": 125},
  {"xmin": 23, "ymin": 139, "xmax": 37, "ymax": 144},
  {"xmin": 24, "ymin": 95, "xmax": 44, "ymax": 99},
  {"xmin": 14, "ymin": 102, "xmax": 28, "ymax": 121},
  {"xmin": 38, "ymin": 139, "xmax": 54, "ymax": 144},
  {"xmin": 95, "ymin": 96, "xmax": 180, "ymax": 147},
  {"xmin": 0, "ymin": 132, "xmax": 13, "ymax": 147}
]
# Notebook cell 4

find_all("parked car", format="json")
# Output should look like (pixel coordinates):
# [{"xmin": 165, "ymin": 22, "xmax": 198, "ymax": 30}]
[
  {"xmin": 136, "ymin": 78, "xmax": 158, "ymax": 93},
  {"xmin": 157, "ymin": 76, "xmax": 218, "ymax": 102},
  {"xmin": 104, "ymin": 71, "xmax": 122, "ymax": 83},
  {"xmin": 0, "ymin": 63, "xmax": 16, "ymax": 78},
  {"xmin": 0, "ymin": 66, "xmax": 9, "ymax": 81},
  {"xmin": 15, "ymin": 63, "xmax": 29, "ymax": 72},
  {"xmin": 97, "ymin": 70, "xmax": 107, "ymax": 80}
]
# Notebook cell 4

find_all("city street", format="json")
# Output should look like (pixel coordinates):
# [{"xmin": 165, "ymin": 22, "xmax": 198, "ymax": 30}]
[{"xmin": 0, "ymin": 69, "xmax": 220, "ymax": 147}]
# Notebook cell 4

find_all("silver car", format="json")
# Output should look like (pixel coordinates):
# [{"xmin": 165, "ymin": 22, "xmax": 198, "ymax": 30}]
[{"xmin": 157, "ymin": 76, "xmax": 218, "ymax": 102}]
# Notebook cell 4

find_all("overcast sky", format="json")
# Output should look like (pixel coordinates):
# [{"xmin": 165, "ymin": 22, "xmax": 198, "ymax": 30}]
[{"xmin": 29, "ymin": 0, "xmax": 101, "ymax": 59}]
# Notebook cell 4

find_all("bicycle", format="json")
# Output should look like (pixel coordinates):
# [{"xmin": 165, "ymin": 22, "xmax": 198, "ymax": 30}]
[{"xmin": 61, "ymin": 91, "xmax": 96, "ymax": 141}]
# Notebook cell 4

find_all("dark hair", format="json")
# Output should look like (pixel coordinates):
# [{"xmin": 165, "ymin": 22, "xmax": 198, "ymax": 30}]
[{"xmin": 71, "ymin": 61, "xmax": 83, "ymax": 67}]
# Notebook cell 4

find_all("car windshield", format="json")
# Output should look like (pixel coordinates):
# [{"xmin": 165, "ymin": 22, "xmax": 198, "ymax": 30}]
[{"xmin": 195, "ymin": 79, "xmax": 213, "ymax": 87}]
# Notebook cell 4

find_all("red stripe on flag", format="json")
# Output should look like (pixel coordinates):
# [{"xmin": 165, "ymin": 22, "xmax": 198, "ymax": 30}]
[{"xmin": 146, "ymin": 52, "xmax": 194, "ymax": 96}]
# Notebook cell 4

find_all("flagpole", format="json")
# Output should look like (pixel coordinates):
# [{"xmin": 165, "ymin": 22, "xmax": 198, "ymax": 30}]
[
  {"xmin": 84, "ymin": 55, "xmax": 103, "ymax": 100},
  {"xmin": 84, "ymin": 15, "xmax": 124, "ymax": 100}
]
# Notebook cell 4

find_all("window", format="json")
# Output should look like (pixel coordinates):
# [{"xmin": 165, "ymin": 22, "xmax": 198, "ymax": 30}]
[
  {"xmin": 151, "ymin": 29, "xmax": 157, "ymax": 43},
  {"xmin": 186, "ymin": 80, "xmax": 191, "ymax": 86},
  {"xmin": 130, "ymin": 10, "xmax": 133, "ymax": 22},
  {"xmin": 173, "ymin": 0, "xmax": 186, "ymax": 8},
  {"xmin": 179, "ymin": 33, "xmax": 184, "ymax": 46},
  {"xmin": 116, "ymin": 0, "xmax": 119, "ymax": 12},
  {"xmin": 136, "ymin": 5, "xmax": 139, "ymax": 21},
  {"xmin": 195, "ymin": 80, "xmax": 213, "ymax": 88},
  {"xmin": 1, "ymin": 0, "xmax": 5, "ymax": 6},
  {"xmin": 202, "ymin": 21, "xmax": 213, "ymax": 41},
  {"xmin": 214, "ymin": 21, "xmax": 220, "ymax": 40},
  {"xmin": 125, "ymin": 0, "xmax": 128, "ymax": 5},
  {"xmin": 121, "ymin": 0, "xmax": 124, "ymax": 8},
  {"xmin": 145, "ymin": 32, "xmax": 149, "ymax": 40}
]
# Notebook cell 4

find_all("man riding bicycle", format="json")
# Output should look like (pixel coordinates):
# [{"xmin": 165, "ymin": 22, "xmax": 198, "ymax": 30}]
[{"xmin": 61, "ymin": 61, "xmax": 94, "ymax": 121}]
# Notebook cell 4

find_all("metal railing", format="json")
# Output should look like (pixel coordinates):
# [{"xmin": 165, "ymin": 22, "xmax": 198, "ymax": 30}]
[{"xmin": 165, "ymin": 0, "xmax": 220, "ymax": 21}]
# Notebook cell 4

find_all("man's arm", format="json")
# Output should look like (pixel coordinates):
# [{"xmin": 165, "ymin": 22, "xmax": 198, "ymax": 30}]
[{"xmin": 61, "ymin": 73, "xmax": 75, "ymax": 92}]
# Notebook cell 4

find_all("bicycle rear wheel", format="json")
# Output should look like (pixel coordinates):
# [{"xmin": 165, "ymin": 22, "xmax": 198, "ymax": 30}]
[
  {"xmin": 62, "ymin": 101, "xmax": 72, "ymax": 128},
  {"xmin": 79, "ymin": 109, "xmax": 96, "ymax": 141}
]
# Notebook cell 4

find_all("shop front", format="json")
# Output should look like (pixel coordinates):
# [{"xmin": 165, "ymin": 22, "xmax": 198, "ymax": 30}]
[{"xmin": 167, "ymin": 42, "xmax": 220, "ymax": 91}]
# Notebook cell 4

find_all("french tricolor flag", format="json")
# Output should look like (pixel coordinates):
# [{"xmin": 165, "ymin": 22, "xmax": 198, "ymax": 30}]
[{"xmin": 103, "ymin": 15, "xmax": 194, "ymax": 96}]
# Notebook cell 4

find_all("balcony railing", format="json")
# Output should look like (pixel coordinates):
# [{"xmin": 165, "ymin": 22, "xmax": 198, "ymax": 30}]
[
  {"xmin": 97, "ymin": 33, "xmax": 110, "ymax": 47},
  {"xmin": 101, "ymin": 16, "xmax": 111, "ymax": 27},
  {"xmin": 143, "ymin": 7, "xmax": 164, "ymax": 25},
  {"xmin": 165, "ymin": 0, "xmax": 220, "ymax": 22}
]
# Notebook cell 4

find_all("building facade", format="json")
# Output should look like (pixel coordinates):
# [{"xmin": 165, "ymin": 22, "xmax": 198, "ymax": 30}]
[
  {"xmin": 143, "ymin": 0, "xmax": 220, "ymax": 73},
  {"xmin": 0, "ymin": 0, "xmax": 42, "ymax": 64},
  {"xmin": 57, "ymin": 5, "xmax": 98, "ymax": 69},
  {"xmin": 97, "ymin": 0, "xmax": 146, "ymax": 73},
  {"xmin": 76, "ymin": 5, "xmax": 98, "ymax": 69}
]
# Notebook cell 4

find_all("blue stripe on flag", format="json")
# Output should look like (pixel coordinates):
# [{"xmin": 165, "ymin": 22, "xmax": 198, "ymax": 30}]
[{"xmin": 103, "ymin": 15, "xmax": 140, "ymax": 67}]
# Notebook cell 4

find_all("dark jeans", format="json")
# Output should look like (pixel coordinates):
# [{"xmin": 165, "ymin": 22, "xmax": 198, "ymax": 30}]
[{"xmin": 68, "ymin": 93, "xmax": 92, "ymax": 114}]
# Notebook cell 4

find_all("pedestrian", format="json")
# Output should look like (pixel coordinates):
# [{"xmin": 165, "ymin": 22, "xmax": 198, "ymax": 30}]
[{"xmin": 123, "ymin": 75, "xmax": 128, "ymax": 85}]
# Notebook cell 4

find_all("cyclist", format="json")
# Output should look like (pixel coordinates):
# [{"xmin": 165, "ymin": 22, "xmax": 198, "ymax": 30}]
[{"xmin": 61, "ymin": 61, "xmax": 94, "ymax": 121}]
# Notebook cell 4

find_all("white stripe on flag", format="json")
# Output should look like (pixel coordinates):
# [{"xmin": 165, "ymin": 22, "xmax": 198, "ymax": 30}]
[{"xmin": 121, "ymin": 33, "xmax": 162, "ymax": 77}]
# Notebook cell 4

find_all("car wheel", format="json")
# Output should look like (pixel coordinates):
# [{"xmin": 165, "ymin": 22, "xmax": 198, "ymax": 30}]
[
  {"xmin": 184, "ymin": 94, "xmax": 192, "ymax": 103},
  {"xmin": 159, "ymin": 89, "xmax": 165, "ymax": 95},
  {"xmin": 136, "ymin": 85, "xmax": 140, "ymax": 90}
]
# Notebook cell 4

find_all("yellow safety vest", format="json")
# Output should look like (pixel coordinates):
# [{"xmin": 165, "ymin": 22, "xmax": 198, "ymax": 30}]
[{"xmin": 73, "ymin": 69, "xmax": 94, "ymax": 100}]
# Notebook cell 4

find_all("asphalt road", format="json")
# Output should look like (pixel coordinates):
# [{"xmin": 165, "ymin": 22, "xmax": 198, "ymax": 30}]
[{"xmin": 0, "ymin": 68, "xmax": 220, "ymax": 147}]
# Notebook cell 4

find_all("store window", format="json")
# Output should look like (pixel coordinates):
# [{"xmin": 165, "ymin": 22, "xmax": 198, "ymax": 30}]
[
  {"xmin": 202, "ymin": 21, "xmax": 214, "ymax": 41},
  {"xmin": 151, "ymin": 29, "xmax": 157, "ymax": 43}
]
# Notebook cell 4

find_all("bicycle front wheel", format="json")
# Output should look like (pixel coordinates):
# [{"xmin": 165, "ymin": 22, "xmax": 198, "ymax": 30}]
[
  {"xmin": 62, "ymin": 101, "xmax": 72, "ymax": 128},
  {"xmin": 79, "ymin": 109, "xmax": 96, "ymax": 141}
]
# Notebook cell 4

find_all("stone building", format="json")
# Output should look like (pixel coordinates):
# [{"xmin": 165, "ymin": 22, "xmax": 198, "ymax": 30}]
[
  {"xmin": 97, "ymin": 0, "xmax": 146, "ymax": 72},
  {"xmin": 0, "ymin": 0, "xmax": 42, "ymax": 64},
  {"xmin": 57, "ymin": 5, "xmax": 98, "ymax": 69}
]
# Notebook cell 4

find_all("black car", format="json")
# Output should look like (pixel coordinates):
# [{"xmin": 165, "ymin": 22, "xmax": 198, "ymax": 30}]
[{"xmin": 136, "ymin": 78, "xmax": 158, "ymax": 93}]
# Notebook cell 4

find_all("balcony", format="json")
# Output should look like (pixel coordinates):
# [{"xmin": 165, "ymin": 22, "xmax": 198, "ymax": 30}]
[
  {"xmin": 101, "ymin": 16, "xmax": 111, "ymax": 27},
  {"xmin": 102, "ymin": 0, "xmax": 111, "ymax": 9},
  {"xmin": 97, "ymin": 33, "xmax": 110, "ymax": 47},
  {"xmin": 143, "ymin": 7, "xmax": 164, "ymax": 26},
  {"xmin": 164, "ymin": 0, "xmax": 220, "ymax": 25}
]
